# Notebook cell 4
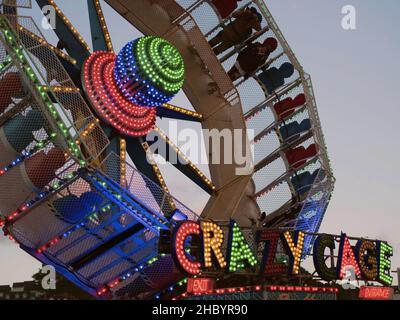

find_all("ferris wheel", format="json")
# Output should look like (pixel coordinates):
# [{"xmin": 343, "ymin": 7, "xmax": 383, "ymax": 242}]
[{"xmin": 0, "ymin": 0, "xmax": 334, "ymax": 299}]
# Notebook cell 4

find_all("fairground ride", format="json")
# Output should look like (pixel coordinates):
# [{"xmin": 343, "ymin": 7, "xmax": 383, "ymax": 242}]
[{"xmin": 0, "ymin": 0, "xmax": 334, "ymax": 299}]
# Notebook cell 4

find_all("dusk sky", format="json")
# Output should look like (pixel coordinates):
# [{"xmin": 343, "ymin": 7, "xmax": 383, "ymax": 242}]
[{"xmin": 0, "ymin": 0, "xmax": 398, "ymax": 285}]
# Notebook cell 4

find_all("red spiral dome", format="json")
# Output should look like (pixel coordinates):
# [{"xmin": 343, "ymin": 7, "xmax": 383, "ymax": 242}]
[{"xmin": 82, "ymin": 51, "xmax": 157, "ymax": 137}]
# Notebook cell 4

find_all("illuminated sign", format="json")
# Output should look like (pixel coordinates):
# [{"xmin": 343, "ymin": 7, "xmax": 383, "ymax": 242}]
[
  {"xmin": 187, "ymin": 278, "xmax": 215, "ymax": 294},
  {"xmin": 172, "ymin": 221, "xmax": 201, "ymax": 275},
  {"xmin": 359, "ymin": 286, "xmax": 394, "ymax": 300},
  {"xmin": 168, "ymin": 220, "xmax": 394, "ymax": 286}
]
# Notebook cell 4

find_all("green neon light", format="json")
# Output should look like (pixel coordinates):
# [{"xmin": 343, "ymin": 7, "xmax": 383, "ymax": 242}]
[
  {"xmin": 378, "ymin": 242, "xmax": 393, "ymax": 285},
  {"xmin": 0, "ymin": 55, "xmax": 12, "ymax": 73},
  {"xmin": 228, "ymin": 222, "xmax": 258, "ymax": 273},
  {"xmin": 0, "ymin": 18, "xmax": 86, "ymax": 166},
  {"xmin": 135, "ymin": 36, "xmax": 184, "ymax": 93}
]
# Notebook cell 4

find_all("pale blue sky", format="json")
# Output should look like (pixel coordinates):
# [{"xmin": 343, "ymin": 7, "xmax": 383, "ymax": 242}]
[{"xmin": 0, "ymin": 0, "xmax": 399, "ymax": 285}]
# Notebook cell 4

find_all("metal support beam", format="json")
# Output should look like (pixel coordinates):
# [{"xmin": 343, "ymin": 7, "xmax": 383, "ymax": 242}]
[
  {"xmin": 35, "ymin": 0, "xmax": 91, "ymax": 66},
  {"xmin": 157, "ymin": 104, "xmax": 203, "ymax": 122},
  {"xmin": 125, "ymin": 136, "xmax": 176, "ymax": 217},
  {"xmin": 148, "ymin": 127, "xmax": 215, "ymax": 195},
  {"xmin": 87, "ymin": 0, "xmax": 114, "ymax": 52}
]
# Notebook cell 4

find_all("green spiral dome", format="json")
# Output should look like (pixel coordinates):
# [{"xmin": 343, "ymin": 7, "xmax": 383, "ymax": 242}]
[
  {"xmin": 135, "ymin": 36, "xmax": 185, "ymax": 93},
  {"xmin": 114, "ymin": 36, "xmax": 185, "ymax": 107}
]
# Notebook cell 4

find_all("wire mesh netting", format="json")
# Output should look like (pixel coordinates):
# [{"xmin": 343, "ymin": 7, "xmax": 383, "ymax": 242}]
[
  {"xmin": 6, "ymin": 162, "xmax": 194, "ymax": 296},
  {"xmin": 0, "ymin": 40, "xmax": 85, "ymax": 220},
  {"xmin": 99, "ymin": 152, "xmax": 201, "ymax": 222},
  {"xmin": 174, "ymin": 10, "xmax": 240, "ymax": 105},
  {"xmin": 0, "ymin": 14, "xmax": 109, "ymax": 163},
  {"xmin": 5, "ymin": 148, "xmax": 200, "ymax": 298}
]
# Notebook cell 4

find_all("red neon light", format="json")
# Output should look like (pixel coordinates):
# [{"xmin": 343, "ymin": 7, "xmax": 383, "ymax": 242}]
[
  {"xmin": 258, "ymin": 230, "xmax": 287, "ymax": 275},
  {"xmin": 338, "ymin": 234, "xmax": 361, "ymax": 279},
  {"xmin": 82, "ymin": 52, "xmax": 156, "ymax": 137},
  {"xmin": 173, "ymin": 221, "xmax": 201, "ymax": 275},
  {"xmin": 359, "ymin": 286, "xmax": 394, "ymax": 300},
  {"xmin": 187, "ymin": 278, "xmax": 215, "ymax": 294},
  {"xmin": 173, "ymin": 285, "xmax": 338, "ymax": 300}
]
